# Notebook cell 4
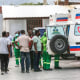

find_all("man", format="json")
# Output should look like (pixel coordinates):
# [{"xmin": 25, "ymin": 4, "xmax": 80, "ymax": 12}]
[
  {"xmin": 6, "ymin": 32, "xmax": 13, "ymax": 57},
  {"xmin": 28, "ymin": 30, "xmax": 34, "ymax": 70},
  {"xmin": 32, "ymin": 30, "xmax": 42, "ymax": 72},
  {"xmin": 15, "ymin": 30, "xmax": 32, "ymax": 73},
  {"xmin": 12, "ymin": 34, "xmax": 20, "ymax": 67},
  {"xmin": 41, "ymin": 32, "xmax": 52, "ymax": 70},
  {"xmin": 0, "ymin": 31, "xmax": 10, "ymax": 75}
]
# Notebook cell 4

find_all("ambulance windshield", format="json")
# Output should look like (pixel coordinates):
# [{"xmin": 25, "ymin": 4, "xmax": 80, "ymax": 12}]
[{"xmin": 47, "ymin": 26, "xmax": 64, "ymax": 39}]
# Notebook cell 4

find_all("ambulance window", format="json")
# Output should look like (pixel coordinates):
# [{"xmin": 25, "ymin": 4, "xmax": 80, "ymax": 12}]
[
  {"xmin": 75, "ymin": 25, "xmax": 80, "ymax": 36},
  {"xmin": 47, "ymin": 26, "xmax": 64, "ymax": 39}
]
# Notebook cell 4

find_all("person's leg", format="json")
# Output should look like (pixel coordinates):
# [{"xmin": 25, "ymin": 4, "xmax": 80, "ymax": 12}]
[
  {"xmin": 37, "ymin": 51, "xmax": 41, "ymax": 70},
  {"xmin": 33, "ymin": 52, "xmax": 38, "ymax": 71},
  {"xmin": 30, "ymin": 51, "xmax": 34, "ymax": 70},
  {"xmin": 0, "ymin": 54, "xmax": 5, "ymax": 74},
  {"xmin": 10, "ymin": 46, "xmax": 12, "ymax": 57},
  {"xmin": 43, "ymin": 51, "xmax": 46, "ymax": 69},
  {"xmin": 15, "ymin": 50, "xmax": 19, "ymax": 66},
  {"xmin": 39, "ymin": 55, "xmax": 42, "ymax": 68},
  {"xmin": 20, "ymin": 52, "xmax": 25, "ymax": 72},
  {"xmin": 26, "ymin": 52, "xmax": 30, "ymax": 73},
  {"xmin": 4, "ymin": 54, "xmax": 8, "ymax": 72},
  {"xmin": 46, "ymin": 52, "xmax": 51, "ymax": 69},
  {"xmin": 54, "ymin": 54, "xmax": 60, "ymax": 68}
]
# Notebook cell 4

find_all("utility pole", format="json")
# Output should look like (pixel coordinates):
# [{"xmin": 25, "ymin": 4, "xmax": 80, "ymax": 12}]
[
  {"xmin": 57, "ymin": 0, "xmax": 61, "ymax": 5},
  {"xmin": 43, "ymin": 0, "xmax": 47, "ymax": 5}
]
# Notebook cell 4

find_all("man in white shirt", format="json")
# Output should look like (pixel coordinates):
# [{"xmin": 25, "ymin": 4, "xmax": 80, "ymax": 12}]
[
  {"xmin": 15, "ymin": 30, "xmax": 32, "ymax": 73},
  {"xmin": 0, "ymin": 31, "xmax": 10, "ymax": 75}
]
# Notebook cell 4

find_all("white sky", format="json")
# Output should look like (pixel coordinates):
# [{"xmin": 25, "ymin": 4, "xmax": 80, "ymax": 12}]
[{"xmin": 0, "ymin": 0, "xmax": 80, "ymax": 6}]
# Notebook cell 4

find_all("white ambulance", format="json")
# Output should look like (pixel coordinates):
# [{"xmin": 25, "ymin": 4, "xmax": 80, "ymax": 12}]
[
  {"xmin": 68, "ymin": 8, "xmax": 80, "ymax": 57},
  {"xmin": 47, "ymin": 8, "xmax": 80, "ymax": 57},
  {"xmin": 47, "ymin": 13, "xmax": 71, "ymax": 55}
]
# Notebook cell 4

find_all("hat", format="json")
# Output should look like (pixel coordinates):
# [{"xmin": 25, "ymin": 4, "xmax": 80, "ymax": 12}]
[
  {"xmin": 43, "ymin": 32, "xmax": 46, "ymax": 36},
  {"xmin": 15, "ymin": 34, "xmax": 19, "ymax": 37}
]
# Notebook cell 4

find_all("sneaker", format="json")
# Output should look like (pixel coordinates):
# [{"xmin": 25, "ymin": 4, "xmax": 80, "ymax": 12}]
[
  {"xmin": 34, "ymin": 69, "xmax": 42, "ymax": 72},
  {"xmin": 5, "ymin": 71, "xmax": 8, "ymax": 74},
  {"xmin": 26, "ymin": 70, "xmax": 29, "ymax": 73},
  {"xmin": 40, "ymin": 65, "xmax": 43, "ymax": 68},
  {"xmin": 55, "ymin": 67, "xmax": 62, "ymax": 69},
  {"xmin": 15, "ymin": 65, "xmax": 19, "ymax": 67},
  {"xmin": 21, "ymin": 70, "xmax": 25, "ymax": 73},
  {"xmin": 1, "ymin": 72, "xmax": 4, "ymax": 75},
  {"xmin": 7, "ymin": 69, "xmax": 9, "ymax": 71},
  {"xmin": 43, "ymin": 68, "xmax": 53, "ymax": 71}
]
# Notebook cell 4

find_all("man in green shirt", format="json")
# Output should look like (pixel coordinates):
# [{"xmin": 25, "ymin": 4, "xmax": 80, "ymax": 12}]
[
  {"xmin": 41, "ymin": 32, "xmax": 52, "ymax": 70},
  {"xmin": 12, "ymin": 34, "xmax": 20, "ymax": 67}
]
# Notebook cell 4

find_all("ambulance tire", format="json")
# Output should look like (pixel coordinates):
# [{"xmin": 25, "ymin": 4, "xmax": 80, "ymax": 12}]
[{"xmin": 50, "ymin": 35, "xmax": 68, "ymax": 54}]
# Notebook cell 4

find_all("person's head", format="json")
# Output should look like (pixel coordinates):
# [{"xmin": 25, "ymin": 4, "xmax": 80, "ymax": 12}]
[
  {"xmin": 43, "ymin": 32, "xmax": 46, "ymax": 37},
  {"xmin": 2, "ymin": 31, "xmax": 7, "ymax": 37},
  {"xmin": 21, "ymin": 30, "xmax": 25, "ymax": 34},
  {"xmin": 18, "ymin": 31, "xmax": 21, "ymax": 35},
  {"xmin": 35, "ymin": 30, "xmax": 40, "ymax": 36},
  {"xmin": 6, "ymin": 32, "xmax": 9, "ymax": 37},
  {"xmin": 15, "ymin": 33, "xmax": 19, "ymax": 38},
  {"xmin": 28, "ymin": 30, "xmax": 32, "ymax": 37}
]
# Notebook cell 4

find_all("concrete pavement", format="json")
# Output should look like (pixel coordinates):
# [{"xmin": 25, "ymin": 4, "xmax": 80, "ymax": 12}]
[{"xmin": 0, "ymin": 57, "xmax": 80, "ymax": 80}]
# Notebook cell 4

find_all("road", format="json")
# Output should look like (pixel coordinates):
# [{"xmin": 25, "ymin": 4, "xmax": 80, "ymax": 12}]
[{"xmin": 0, "ymin": 57, "xmax": 80, "ymax": 80}]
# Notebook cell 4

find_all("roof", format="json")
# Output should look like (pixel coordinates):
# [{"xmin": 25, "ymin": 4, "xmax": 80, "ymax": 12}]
[{"xmin": 2, "ymin": 5, "xmax": 69, "ymax": 19}]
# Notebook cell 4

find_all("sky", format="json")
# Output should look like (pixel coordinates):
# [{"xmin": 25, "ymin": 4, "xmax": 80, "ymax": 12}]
[
  {"xmin": 0, "ymin": 0, "xmax": 56, "ymax": 5},
  {"xmin": 0, "ymin": 0, "xmax": 80, "ymax": 6}
]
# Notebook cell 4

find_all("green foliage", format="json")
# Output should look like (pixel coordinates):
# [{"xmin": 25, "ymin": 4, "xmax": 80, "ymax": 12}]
[{"xmin": 21, "ymin": 2, "xmax": 43, "ymax": 5}]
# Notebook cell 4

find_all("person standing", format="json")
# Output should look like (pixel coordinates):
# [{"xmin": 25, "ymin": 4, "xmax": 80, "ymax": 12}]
[
  {"xmin": 15, "ymin": 30, "xmax": 32, "ymax": 73},
  {"xmin": 0, "ymin": 31, "xmax": 10, "ymax": 75},
  {"xmin": 28, "ymin": 30, "xmax": 34, "ymax": 70},
  {"xmin": 32, "ymin": 30, "xmax": 42, "ymax": 72},
  {"xmin": 41, "ymin": 32, "xmax": 52, "ymax": 70},
  {"xmin": 12, "ymin": 34, "xmax": 20, "ymax": 67},
  {"xmin": 6, "ymin": 32, "xmax": 13, "ymax": 57}
]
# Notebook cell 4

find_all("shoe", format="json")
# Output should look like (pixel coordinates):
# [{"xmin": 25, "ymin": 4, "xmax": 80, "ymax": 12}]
[
  {"xmin": 55, "ymin": 67, "xmax": 62, "ymax": 69},
  {"xmin": 7, "ymin": 69, "xmax": 9, "ymax": 71},
  {"xmin": 40, "ymin": 65, "xmax": 43, "ymax": 68},
  {"xmin": 5, "ymin": 71, "xmax": 8, "ymax": 74},
  {"xmin": 15, "ymin": 65, "xmax": 19, "ymax": 67},
  {"xmin": 46, "ymin": 68, "xmax": 53, "ymax": 71},
  {"xmin": 21, "ymin": 70, "xmax": 25, "ymax": 73},
  {"xmin": 26, "ymin": 70, "xmax": 29, "ymax": 73},
  {"xmin": 34, "ymin": 69, "xmax": 42, "ymax": 72},
  {"xmin": 1, "ymin": 72, "xmax": 4, "ymax": 75}
]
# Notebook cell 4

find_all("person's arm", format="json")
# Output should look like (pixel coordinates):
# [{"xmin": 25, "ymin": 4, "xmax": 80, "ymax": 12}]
[
  {"xmin": 15, "ymin": 38, "xmax": 21, "ymax": 49},
  {"xmin": 33, "ymin": 37, "xmax": 38, "ymax": 54},
  {"xmin": 7, "ymin": 45, "xmax": 10, "ymax": 57},
  {"xmin": 15, "ymin": 41, "xmax": 22, "ymax": 49},
  {"xmin": 28, "ymin": 36, "xmax": 33, "ymax": 49},
  {"xmin": 34, "ymin": 42, "xmax": 38, "ymax": 54}
]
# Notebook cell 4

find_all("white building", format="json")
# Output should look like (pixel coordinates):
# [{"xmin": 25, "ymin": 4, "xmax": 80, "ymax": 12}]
[{"xmin": 2, "ymin": 5, "xmax": 69, "ymax": 36}]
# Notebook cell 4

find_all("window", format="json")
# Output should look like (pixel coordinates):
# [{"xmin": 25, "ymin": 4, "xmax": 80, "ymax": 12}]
[
  {"xmin": 75, "ymin": 24, "xmax": 80, "ymax": 36},
  {"xmin": 47, "ymin": 26, "xmax": 64, "ymax": 39}
]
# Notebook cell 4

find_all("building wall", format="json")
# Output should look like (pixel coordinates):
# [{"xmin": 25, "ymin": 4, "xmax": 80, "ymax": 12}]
[
  {"xmin": 3, "ymin": 19, "xmax": 27, "ymax": 36},
  {"xmin": 27, "ymin": 17, "xmax": 49, "ymax": 31},
  {"xmin": 3, "ymin": 17, "xmax": 49, "ymax": 36},
  {"xmin": 42, "ymin": 19, "xmax": 49, "ymax": 27}
]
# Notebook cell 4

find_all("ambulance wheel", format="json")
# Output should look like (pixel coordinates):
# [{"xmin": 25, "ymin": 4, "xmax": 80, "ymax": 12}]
[{"xmin": 50, "ymin": 35, "xmax": 68, "ymax": 54}]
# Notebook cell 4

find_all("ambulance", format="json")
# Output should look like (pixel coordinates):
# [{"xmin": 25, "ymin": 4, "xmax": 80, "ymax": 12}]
[{"xmin": 47, "ymin": 8, "xmax": 80, "ymax": 57}]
